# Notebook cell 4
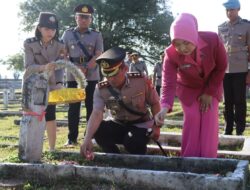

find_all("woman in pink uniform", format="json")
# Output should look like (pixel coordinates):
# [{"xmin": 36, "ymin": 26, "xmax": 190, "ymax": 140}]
[{"xmin": 154, "ymin": 13, "xmax": 227, "ymax": 158}]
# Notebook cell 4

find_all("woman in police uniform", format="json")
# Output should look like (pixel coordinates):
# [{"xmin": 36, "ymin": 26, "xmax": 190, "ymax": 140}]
[{"xmin": 23, "ymin": 12, "xmax": 65, "ymax": 151}]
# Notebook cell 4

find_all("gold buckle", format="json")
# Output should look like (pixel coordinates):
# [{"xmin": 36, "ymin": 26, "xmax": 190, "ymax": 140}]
[{"xmin": 79, "ymin": 57, "xmax": 84, "ymax": 64}]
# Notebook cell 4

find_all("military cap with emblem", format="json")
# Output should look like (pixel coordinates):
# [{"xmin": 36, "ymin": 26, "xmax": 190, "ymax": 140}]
[
  {"xmin": 131, "ymin": 52, "xmax": 140, "ymax": 56},
  {"xmin": 38, "ymin": 12, "xmax": 58, "ymax": 29},
  {"xmin": 96, "ymin": 47, "xmax": 126, "ymax": 77},
  {"xmin": 223, "ymin": 0, "xmax": 240, "ymax": 9},
  {"xmin": 74, "ymin": 4, "xmax": 94, "ymax": 15}
]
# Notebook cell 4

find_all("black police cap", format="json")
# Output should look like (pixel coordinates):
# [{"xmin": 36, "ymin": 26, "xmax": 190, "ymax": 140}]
[
  {"xmin": 96, "ymin": 47, "xmax": 126, "ymax": 77},
  {"xmin": 38, "ymin": 12, "xmax": 58, "ymax": 29},
  {"xmin": 74, "ymin": 4, "xmax": 94, "ymax": 15}
]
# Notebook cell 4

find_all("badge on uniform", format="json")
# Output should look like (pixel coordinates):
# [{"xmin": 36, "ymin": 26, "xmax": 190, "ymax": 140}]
[
  {"xmin": 49, "ymin": 16, "xmax": 56, "ymax": 23},
  {"xmin": 82, "ymin": 6, "xmax": 89, "ymax": 13},
  {"xmin": 101, "ymin": 60, "xmax": 110, "ymax": 69}
]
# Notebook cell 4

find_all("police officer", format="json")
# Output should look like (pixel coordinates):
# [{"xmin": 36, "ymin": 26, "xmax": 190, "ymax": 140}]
[
  {"xmin": 218, "ymin": 0, "xmax": 250, "ymax": 136},
  {"xmin": 129, "ymin": 52, "xmax": 148, "ymax": 76},
  {"xmin": 125, "ymin": 51, "xmax": 133, "ymax": 67},
  {"xmin": 80, "ymin": 47, "xmax": 161, "ymax": 160},
  {"xmin": 62, "ymin": 4, "xmax": 104, "ymax": 145},
  {"xmin": 23, "ymin": 12, "xmax": 65, "ymax": 151},
  {"xmin": 153, "ymin": 51, "xmax": 164, "ymax": 95}
]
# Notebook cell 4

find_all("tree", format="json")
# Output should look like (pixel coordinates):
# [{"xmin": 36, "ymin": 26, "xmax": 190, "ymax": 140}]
[
  {"xmin": 0, "ymin": 53, "xmax": 24, "ymax": 73},
  {"xmin": 19, "ymin": 0, "xmax": 174, "ymax": 64}
]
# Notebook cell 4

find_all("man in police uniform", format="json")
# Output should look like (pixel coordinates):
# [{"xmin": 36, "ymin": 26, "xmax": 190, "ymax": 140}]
[
  {"xmin": 129, "ymin": 52, "xmax": 148, "ymax": 76},
  {"xmin": 153, "ymin": 51, "xmax": 164, "ymax": 96},
  {"xmin": 80, "ymin": 47, "xmax": 161, "ymax": 160},
  {"xmin": 218, "ymin": 0, "xmax": 250, "ymax": 135},
  {"xmin": 62, "ymin": 4, "xmax": 103, "ymax": 145},
  {"xmin": 125, "ymin": 51, "xmax": 133, "ymax": 67}
]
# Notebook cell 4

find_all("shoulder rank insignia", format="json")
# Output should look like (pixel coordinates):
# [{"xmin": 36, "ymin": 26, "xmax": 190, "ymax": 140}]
[
  {"xmin": 98, "ymin": 80, "xmax": 110, "ymax": 88},
  {"xmin": 242, "ymin": 19, "xmax": 250, "ymax": 23},
  {"xmin": 127, "ymin": 72, "xmax": 143, "ymax": 78},
  {"xmin": 90, "ymin": 28, "xmax": 100, "ymax": 33},
  {"xmin": 25, "ymin": 37, "xmax": 39, "ymax": 43},
  {"xmin": 66, "ymin": 27, "xmax": 75, "ymax": 31}
]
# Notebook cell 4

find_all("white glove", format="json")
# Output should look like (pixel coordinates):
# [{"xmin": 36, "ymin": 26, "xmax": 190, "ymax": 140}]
[{"xmin": 154, "ymin": 107, "xmax": 168, "ymax": 126}]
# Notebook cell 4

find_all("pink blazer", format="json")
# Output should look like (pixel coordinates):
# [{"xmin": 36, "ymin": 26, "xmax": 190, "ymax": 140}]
[{"xmin": 161, "ymin": 32, "xmax": 227, "ymax": 110}]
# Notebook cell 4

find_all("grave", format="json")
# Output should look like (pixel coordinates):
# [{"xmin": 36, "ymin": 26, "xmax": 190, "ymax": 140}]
[
  {"xmin": 148, "ymin": 132, "xmax": 250, "ymax": 160},
  {"xmin": 0, "ymin": 153, "xmax": 248, "ymax": 190}
]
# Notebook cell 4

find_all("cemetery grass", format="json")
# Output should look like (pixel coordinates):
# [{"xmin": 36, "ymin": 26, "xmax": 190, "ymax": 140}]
[
  {"xmin": 1, "ymin": 99, "xmax": 250, "ymax": 161},
  {"xmin": 1, "ymin": 98, "xmax": 250, "ymax": 189}
]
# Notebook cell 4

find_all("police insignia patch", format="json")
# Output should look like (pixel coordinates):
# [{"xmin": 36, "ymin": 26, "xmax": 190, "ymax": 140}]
[
  {"xmin": 82, "ymin": 6, "xmax": 88, "ymax": 13},
  {"xmin": 49, "ymin": 16, "xmax": 56, "ymax": 22},
  {"xmin": 127, "ymin": 72, "xmax": 143, "ymax": 78},
  {"xmin": 101, "ymin": 60, "xmax": 110, "ymax": 69},
  {"xmin": 98, "ymin": 81, "xmax": 110, "ymax": 88}
]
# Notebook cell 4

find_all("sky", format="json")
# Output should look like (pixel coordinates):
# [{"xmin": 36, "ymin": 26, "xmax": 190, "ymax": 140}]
[{"xmin": 0, "ymin": 0, "xmax": 250, "ymax": 78}]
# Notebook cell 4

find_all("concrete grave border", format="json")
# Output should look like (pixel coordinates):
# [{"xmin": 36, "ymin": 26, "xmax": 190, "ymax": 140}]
[{"xmin": 0, "ymin": 153, "xmax": 248, "ymax": 190}]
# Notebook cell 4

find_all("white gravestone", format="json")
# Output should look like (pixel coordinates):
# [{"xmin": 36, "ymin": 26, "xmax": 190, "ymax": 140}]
[{"xmin": 19, "ymin": 73, "xmax": 49, "ymax": 162}]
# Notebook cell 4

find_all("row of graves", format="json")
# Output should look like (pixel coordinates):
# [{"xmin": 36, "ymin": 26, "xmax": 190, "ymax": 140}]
[{"xmin": 0, "ymin": 61, "xmax": 249, "ymax": 189}]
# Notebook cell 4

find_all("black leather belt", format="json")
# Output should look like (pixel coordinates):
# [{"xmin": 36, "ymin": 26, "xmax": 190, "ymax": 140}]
[
  {"xmin": 114, "ymin": 115, "xmax": 151, "ymax": 125},
  {"xmin": 69, "ymin": 57, "xmax": 85, "ymax": 64}
]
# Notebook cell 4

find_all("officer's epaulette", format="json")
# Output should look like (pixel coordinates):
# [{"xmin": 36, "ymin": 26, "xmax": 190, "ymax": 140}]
[
  {"xmin": 127, "ymin": 72, "xmax": 143, "ymax": 78},
  {"xmin": 55, "ymin": 38, "xmax": 64, "ymax": 44},
  {"xmin": 242, "ymin": 19, "xmax": 250, "ymax": 23},
  {"xmin": 90, "ymin": 28, "xmax": 100, "ymax": 33},
  {"xmin": 218, "ymin": 21, "xmax": 227, "ymax": 27},
  {"xmin": 65, "ymin": 27, "xmax": 75, "ymax": 32},
  {"xmin": 98, "ymin": 80, "xmax": 110, "ymax": 89},
  {"xmin": 25, "ymin": 37, "xmax": 39, "ymax": 43}
]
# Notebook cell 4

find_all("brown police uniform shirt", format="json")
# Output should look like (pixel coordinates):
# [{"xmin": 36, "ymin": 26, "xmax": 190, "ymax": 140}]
[
  {"xmin": 218, "ymin": 17, "xmax": 250, "ymax": 73},
  {"xmin": 62, "ymin": 27, "xmax": 103, "ymax": 81},
  {"xmin": 93, "ymin": 73, "xmax": 159, "ymax": 128},
  {"xmin": 23, "ymin": 37, "xmax": 65, "ymax": 90}
]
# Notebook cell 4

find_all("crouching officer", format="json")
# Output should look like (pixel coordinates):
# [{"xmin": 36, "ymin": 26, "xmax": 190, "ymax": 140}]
[{"xmin": 80, "ymin": 47, "xmax": 162, "ymax": 160}]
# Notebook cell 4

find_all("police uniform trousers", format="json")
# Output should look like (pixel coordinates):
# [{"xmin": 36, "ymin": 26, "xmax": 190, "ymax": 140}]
[
  {"xmin": 67, "ymin": 80, "xmax": 98, "ymax": 142},
  {"xmin": 94, "ymin": 120, "xmax": 150, "ymax": 154},
  {"xmin": 223, "ymin": 72, "xmax": 247, "ymax": 135},
  {"xmin": 156, "ymin": 85, "xmax": 161, "ymax": 96}
]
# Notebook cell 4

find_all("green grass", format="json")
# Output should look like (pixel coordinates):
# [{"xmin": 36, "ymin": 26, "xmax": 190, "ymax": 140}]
[
  {"xmin": 2, "ymin": 97, "xmax": 250, "ymax": 161},
  {"xmin": 1, "ymin": 94, "xmax": 250, "ymax": 189}
]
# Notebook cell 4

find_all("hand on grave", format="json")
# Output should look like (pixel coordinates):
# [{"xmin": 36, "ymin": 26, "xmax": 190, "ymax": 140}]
[
  {"xmin": 80, "ymin": 138, "xmax": 94, "ymax": 160},
  {"xmin": 198, "ymin": 93, "xmax": 212, "ymax": 113},
  {"xmin": 154, "ymin": 107, "xmax": 168, "ymax": 126}
]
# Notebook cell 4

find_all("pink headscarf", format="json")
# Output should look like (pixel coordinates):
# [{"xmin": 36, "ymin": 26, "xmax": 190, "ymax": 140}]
[{"xmin": 170, "ymin": 13, "xmax": 198, "ymax": 46}]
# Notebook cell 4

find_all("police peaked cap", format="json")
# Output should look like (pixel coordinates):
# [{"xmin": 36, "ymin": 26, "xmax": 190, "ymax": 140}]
[
  {"xmin": 74, "ymin": 4, "xmax": 94, "ymax": 15},
  {"xmin": 96, "ymin": 47, "xmax": 126, "ymax": 77}
]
